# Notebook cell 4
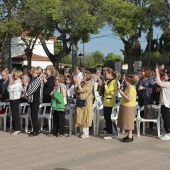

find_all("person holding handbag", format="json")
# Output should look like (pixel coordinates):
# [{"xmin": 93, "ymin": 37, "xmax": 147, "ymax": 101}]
[
  {"xmin": 74, "ymin": 70, "xmax": 93, "ymax": 138},
  {"xmin": 103, "ymin": 68, "xmax": 118, "ymax": 139}
]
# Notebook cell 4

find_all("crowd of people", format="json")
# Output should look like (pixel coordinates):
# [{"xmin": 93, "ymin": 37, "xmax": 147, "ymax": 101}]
[{"xmin": 0, "ymin": 65, "xmax": 170, "ymax": 142}]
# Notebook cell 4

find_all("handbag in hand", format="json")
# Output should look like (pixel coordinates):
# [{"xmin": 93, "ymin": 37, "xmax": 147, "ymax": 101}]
[{"xmin": 76, "ymin": 92, "xmax": 91, "ymax": 107}]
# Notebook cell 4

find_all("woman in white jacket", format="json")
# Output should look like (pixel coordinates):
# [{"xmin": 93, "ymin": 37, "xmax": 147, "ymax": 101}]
[
  {"xmin": 155, "ymin": 67, "xmax": 170, "ymax": 140},
  {"xmin": 7, "ymin": 70, "xmax": 23, "ymax": 135}
]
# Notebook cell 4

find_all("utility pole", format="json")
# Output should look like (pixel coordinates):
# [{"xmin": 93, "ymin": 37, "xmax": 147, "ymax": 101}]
[{"xmin": 83, "ymin": 43, "xmax": 85, "ymax": 65}]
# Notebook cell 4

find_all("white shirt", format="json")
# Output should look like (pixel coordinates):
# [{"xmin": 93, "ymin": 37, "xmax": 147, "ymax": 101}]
[
  {"xmin": 73, "ymin": 72, "xmax": 83, "ymax": 82},
  {"xmin": 7, "ymin": 79, "xmax": 22, "ymax": 100},
  {"xmin": 67, "ymin": 84, "xmax": 75, "ymax": 97}
]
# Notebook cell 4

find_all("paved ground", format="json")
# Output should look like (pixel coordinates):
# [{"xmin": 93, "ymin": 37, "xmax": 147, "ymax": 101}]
[{"xmin": 0, "ymin": 128, "xmax": 170, "ymax": 170}]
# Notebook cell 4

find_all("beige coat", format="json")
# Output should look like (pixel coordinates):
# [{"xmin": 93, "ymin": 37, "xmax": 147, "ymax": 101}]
[{"xmin": 74, "ymin": 81, "xmax": 93, "ymax": 127}]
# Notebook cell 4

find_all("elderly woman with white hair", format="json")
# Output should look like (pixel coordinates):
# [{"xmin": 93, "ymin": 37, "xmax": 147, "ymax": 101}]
[{"xmin": 21, "ymin": 75, "xmax": 30, "ymax": 103}]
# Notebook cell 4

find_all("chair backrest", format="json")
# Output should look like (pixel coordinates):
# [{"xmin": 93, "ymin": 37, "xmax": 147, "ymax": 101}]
[
  {"xmin": 39, "ymin": 103, "xmax": 51, "ymax": 115},
  {"xmin": 0, "ymin": 102, "xmax": 10, "ymax": 108},
  {"xmin": 96, "ymin": 104, "xmax": 104, "ymax": 117},
  {"xmin": 19, "ymin": 103, "xmax": 30, "ymax": 115}
]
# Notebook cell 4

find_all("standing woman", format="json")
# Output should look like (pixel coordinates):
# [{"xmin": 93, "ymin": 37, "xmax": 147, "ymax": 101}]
[
  {"xmin": 7, "ymin": 70, "xmax": 23, "ymax": 135},
  {"xmin": 42, "ymin": 65, "xmax": 56, "ymax": 103},
  {"xmin": 137, "ymin": 67, "xmax": 154, "ymax": 132},
  {"xmin": 103, "ymin": 68, "xmax": 117, "ymax": 139},
  {"xmin": 155, "ymin": 68, "xmax": 170, "ymax": 140},
  {"xmin": 50, "ymin": 74, "xmax": 67, "ymax": 137},
  {"xmin": 117, "ymin": 75, "xmax": 137, "ymax": 142},
  {"xmin": 74, "ymin": 70, "xmax": 93, "ymax": 138},
  {"xmin": 26, "ymin": 67, "xmax": 44, "ymax": 136}
]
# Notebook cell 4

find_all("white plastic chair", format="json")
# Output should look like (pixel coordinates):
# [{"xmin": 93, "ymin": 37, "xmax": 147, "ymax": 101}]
[
  {"xmin": 0, "ymin": 102, "xmax": 10, "ymax": 131},
  {"xmin": 19, "ymin": 103, "xmax": 31, "ymax": 133},
  {"xmin": 65, "ymin": 107, "xmax": 74, "ymax": 135},
  {"xmin": 96, "ymin": 104, "xmax": 119, "ymax": 135},
  {"xmin": 136, "ymin": 105, "xmax": 161, "ymax": 138},
  {"xmin": 38, "ymin": 103, "xmax": 52, "ymax": 133}
]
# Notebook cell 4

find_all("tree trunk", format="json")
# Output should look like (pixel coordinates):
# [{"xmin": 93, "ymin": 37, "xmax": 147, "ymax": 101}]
[
  {"xmin": 71, "ymin": 40, "xmax": 78, "ymax": 71},
  {"xmin": 24, "ymin": 48, "xmax": 33, "ymax": 69},
  {"xmin": 125, "ymin": 43, "xmax": 133, "ymax": 74}
]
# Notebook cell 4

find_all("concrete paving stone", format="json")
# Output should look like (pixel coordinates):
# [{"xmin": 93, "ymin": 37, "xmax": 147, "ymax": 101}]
[{"xmin": 0, "ymin": 129, "xmax": 170, "ymax": 170}]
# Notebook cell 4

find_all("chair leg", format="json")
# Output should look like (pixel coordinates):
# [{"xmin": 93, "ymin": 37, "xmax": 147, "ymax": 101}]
[
  {"xmin": 138, "ymin": 121, "xmax": 140, "ymax": 137},
  {"xmin": 69, "ymin": 117, "xmax": 73, "ymax": 135},
  {"xmin": 143, "ymin": 122, "xmax": 145, "ymax": 135},
  {"xmin": 40, "ymin": 118, "xmax": 43, "ymax": 131},
  {"xmin": 25, "ymin": 118, "xmax": 28, "ymax": 133},
  {"xmin": 48, "ymin": 118, "xmax": 51, "ymax": 133},
  {"xmin": 10, "ymin": 116, "xmax": 12, "ymax": 132},
  {"xmin": 3, "ymin": 117, "xmax": 6, "ymax": 131},
  {"xmin": 20, "ymin": 118, "xmax": 23, "ymax": 130},
  {"xmin": 157, "ymin": 120, "xmax": 161, "ymax": 138},
  {"xmin": 93, "ymin": 118, "xmax": 96, "ymax": 136},
  {"xmin": 0, "ymin": 117, "xmax": 2, "ymax": 128},
  {"xmin": 137, "ymin": 121, "xmax": 140, "ymax": 138},
  {"xmin": 96, "ymin": 117, "xmax": 99, "ymax": 135}
]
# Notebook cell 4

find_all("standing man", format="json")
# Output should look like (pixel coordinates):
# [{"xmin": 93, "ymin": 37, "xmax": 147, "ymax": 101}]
[
  {"xmin": 73, "ymin": 66, "xmax": 83, "ymax": 82},
  {"xmin": 0, "ymin": 70, "xmax": 9, "ymax": 102}
]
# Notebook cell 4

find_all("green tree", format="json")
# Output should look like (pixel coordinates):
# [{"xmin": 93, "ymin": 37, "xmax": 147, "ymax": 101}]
[
  {"xmin": 85, "ymin": 53, "xmax": 95, "ymax": 68},
  {"xmin": 17, "ymin": 0, "xmax": 61, "ymax": 69},
  {"xmin": 39, "ymin": 0, "xmax": 105, "ymax": 70},
  {"xmin": 104, "ymin": 53, "xmax": 123, "ymax": 68},
  {"xmin": 61, "ymin": 54, "xmax": 72, "ymax": 64},
  {"xmin": 0, "ymin": 0, "xmax": 22, "ymax": 69},
  {"xmin": 91, "ymin": 50, "xmax": 104, "ymax": 64}
]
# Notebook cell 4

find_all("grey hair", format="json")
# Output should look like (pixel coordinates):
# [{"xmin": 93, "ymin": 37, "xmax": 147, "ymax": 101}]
[{"xmin": 22, "ymin": 75, "xmax": 30, "ymax": 82}]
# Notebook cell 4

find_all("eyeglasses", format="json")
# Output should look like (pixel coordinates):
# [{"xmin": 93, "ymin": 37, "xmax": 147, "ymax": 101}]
[{"xmin": 55, "ymin": 79, "xmax": 59, "ymax": 80}]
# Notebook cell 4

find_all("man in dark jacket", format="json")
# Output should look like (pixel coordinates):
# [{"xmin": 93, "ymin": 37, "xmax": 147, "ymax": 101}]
[{"xmin": 0, "ymin": 70, "xmax": 9, "ymax": 102}]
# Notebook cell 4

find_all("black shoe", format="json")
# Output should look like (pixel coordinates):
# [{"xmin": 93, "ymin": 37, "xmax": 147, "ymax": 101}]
[
  {"xmin": 123, "ymin": 136, "xmax": 129, "ymax": 140},
  {"xmin": 29, "ymin": 132, "xmax": 39, "ymax": 137},
  {"xmin": 123, "ymin": 136, "xmax": 133, "ymax": 143}
]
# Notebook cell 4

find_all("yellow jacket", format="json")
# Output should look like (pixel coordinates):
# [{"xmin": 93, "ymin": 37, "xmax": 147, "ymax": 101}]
[{"xmin": 103, "ymin": 79, "xmax": 117, "ymax": 107}]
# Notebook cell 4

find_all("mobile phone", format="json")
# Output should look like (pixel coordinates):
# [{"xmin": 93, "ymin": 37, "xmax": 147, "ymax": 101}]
[{"xmin": 156, "ymin": 63, "xmax": 158, "ymax": 67}]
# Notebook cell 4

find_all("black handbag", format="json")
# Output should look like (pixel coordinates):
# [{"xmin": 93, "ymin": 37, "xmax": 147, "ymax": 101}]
[
  {"xmin": 76, "ymin": 92, "xmax": 91, "ymax": 107},
  {"xmin": 76, "ymin": 99, "xmax": 87, "ymax": 107}
]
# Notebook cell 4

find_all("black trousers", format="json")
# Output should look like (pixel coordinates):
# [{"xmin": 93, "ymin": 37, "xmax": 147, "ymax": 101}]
[
  {"xmin": 161, "ymin": 105, "xmax": 170, "ymax": 133},
  {"xmin": 30, "ymin": 102, "xmax": 40, "ymax": 134},
  {"xmin": 10, "ymin": 99, "xmax": 21, "ymax": 131},
  {"xmin": 52, "ymin": 110, "xmax": 65, "ymax": 135},
  {"xmin": 104, "ymin": 106, "xmax": 113, "ymax": 134}
]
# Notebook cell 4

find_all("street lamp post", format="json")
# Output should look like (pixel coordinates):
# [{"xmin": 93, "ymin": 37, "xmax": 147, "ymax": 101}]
[{"xmin": 78, "ymin": 53, "xmax": 83, "ymax": 67}]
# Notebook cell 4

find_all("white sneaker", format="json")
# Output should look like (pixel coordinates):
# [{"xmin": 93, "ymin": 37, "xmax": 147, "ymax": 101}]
[
  {"xmin": 100, "ymin": 133, "xmax": 108, "ymax": 137},
  {"xmin": 10, "ymin": 131, "xmax": 21, "ymax": 135},
  {"xmin": 103, "ymin": 135, "xmax": 113, "ymax": 140},
  {"xmin": 80, "ymin": 134, "xmax": 89, "ymax": 138},
  {"xmin": 160, "ymin": 134, "xmax": 170, "ymax": 140},
  {"xmin": 159, "ymin": 133, "xmax": 166, "ymax": 139}
]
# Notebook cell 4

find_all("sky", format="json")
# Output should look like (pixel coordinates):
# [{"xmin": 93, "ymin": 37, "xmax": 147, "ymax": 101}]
[{"xmin": 78, "ymin": 26, "xmax": 163, "ymax": 58}]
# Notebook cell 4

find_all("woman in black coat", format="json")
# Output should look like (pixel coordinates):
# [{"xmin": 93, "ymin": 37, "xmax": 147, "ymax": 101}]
[{"xmin": 42, "ymin": 65, "xmax": 56, "ymax": 103}]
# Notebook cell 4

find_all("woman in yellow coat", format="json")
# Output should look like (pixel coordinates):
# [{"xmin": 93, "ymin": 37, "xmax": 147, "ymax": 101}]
[
  {"xmin": 74, "ymin": 70, "xmax": 93, "ymax": 138},
  {"xmin": 103, "ymin": 68, "xmax": 118, "ymax": 139}
]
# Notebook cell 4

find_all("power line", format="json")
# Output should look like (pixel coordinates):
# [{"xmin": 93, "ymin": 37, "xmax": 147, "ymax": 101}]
[{"xmin": 90, "ymin": 34, "xmax": 147, "ymax": 42}]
